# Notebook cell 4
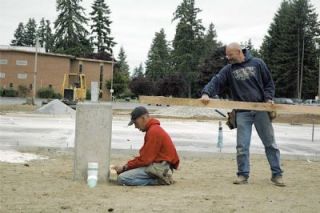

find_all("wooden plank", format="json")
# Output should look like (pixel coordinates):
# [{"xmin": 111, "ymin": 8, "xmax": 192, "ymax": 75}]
[{"xmin": 139, "ymin": 96, "xmax": 320, "ymax": 115}]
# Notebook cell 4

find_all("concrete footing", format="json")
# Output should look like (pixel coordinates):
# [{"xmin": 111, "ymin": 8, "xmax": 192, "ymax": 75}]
[{"xmin": 73, "ymin": 102, "xmax": 112, "ymax": 182}]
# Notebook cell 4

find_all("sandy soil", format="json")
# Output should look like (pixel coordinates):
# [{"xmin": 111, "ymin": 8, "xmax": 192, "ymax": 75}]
[
  {"xmin": 1, "ymin": 149, "xmax": 319, "ymax": 213},
  {"xmin": 0, "ymin": 104, "xmax": 37, "ymax": 113}
]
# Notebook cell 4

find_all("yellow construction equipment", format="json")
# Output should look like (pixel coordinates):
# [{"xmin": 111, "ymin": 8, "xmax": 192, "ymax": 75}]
[{"xmin": 61, "ymin": 73, "xmax": 87, "ymax": 105}]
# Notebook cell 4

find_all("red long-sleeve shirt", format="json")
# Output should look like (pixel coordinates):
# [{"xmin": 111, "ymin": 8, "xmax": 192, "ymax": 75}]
[{"xmin": 127, "ymin": 118, "xmax": 180, "ymax": 170}]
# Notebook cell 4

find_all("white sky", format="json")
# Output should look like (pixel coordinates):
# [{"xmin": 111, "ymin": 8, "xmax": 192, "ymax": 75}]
[{"xmin": 1, "ymin": 0, "xmax": 319, "ymax": 72}]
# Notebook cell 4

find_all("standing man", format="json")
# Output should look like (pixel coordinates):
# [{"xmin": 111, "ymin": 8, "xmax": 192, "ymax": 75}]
[
  {"xmin": 113, "ymin": 106, "xmax": 180, "ymax": 186},
  {"xmin": 201, "ymin": 42, "xmax": 285, "ymax": 187}
]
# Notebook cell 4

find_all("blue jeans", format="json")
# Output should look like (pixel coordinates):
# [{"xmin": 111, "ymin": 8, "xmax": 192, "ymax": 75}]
[
  {"xmin": 117, "ymin": 167, "xmax": 159, "ymax": 186},
  {"xmin": 236, "ymin": 111, "xmax": 283, "ymax": 178}
]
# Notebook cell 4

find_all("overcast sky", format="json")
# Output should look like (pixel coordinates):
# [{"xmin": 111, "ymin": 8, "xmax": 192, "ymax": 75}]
[{"xmin": 1, "ymin": 0, "xmax": 320, "ymax": 71}]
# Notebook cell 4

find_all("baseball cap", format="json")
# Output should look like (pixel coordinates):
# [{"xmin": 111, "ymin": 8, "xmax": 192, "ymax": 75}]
[{"xmin": 128, "ymin": 106, "xmax": 149, "ymax": 126}]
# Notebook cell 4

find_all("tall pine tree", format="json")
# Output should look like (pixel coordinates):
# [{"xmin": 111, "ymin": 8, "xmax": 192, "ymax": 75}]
[
  {"xmin": 200, "ymin": 23, "xmax": 220, "ymax": 63},
  {"xmin": 132, "ymin": 63, "xmax": 144, "ymax": 78},
  {"xmin": 261, "ymin": 0, "xmax": 320, "ymax": 99},
  {"xmin": 171, "ymin": 0, "xmax": 205, "ymax": 97},
  {"xmin": 45, "ymin": 20, "xmax": 54, "ymax": 52},
  {"xmin": 241, "ymin": 39, "xmax": 260, "ymax": 57},
  {"xmin": 37, "ymin": 18, "xmax": 46, "ymax": 47},
  {"xmin": 117, "ymin": 47, "xmax": 130, "ymax": 78},
  {"xmin": 37, "ymin": 18, "xmax": 53, "ymax": 52},
  {"xmin": 145, "ymin": 28, "xmax": 171, "ymax": 82},
  {"xmin": 11, "ymin": 22, "xmax": 25, "ymax": 46},
  {"xmin": 54, "ymin": 0, "xmax": 92, "ymax": 56},
  {"xmin": 198, "ymin": 23, "xmax": 224, "ymax": 97},
  {"xmin": 24, "ymin": 18, "xmax": 37, "ymax": 46},
  {"xmin": 90, "ymin": 0, "xmax": 115, "ymax": 54}
]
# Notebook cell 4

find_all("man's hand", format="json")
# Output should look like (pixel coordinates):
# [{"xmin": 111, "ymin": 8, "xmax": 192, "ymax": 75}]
[
  {"xmin": 200, "ymin": 94, "xmax": 210, "ymax": 105},
  {"xmin": 266, "ymin": 99, "xmax": 274, "ymax": 104},
  {"xmin": 266, "ymin": 99, "xmax": 276, "ymax": 120},
  {"xmin": 112, "ymin": 165, "xmax": 127, "ymax": 175}
]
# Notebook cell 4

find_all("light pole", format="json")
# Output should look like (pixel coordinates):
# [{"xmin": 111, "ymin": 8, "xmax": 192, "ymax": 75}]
[
  {"xmin": 110, "ymin": 54, "xmax": 114, "ymax": 101},
  {"xmin": 32, "ymin": 38, "xmax": 40, "ymax": 105},
  {"xmin": 315, "ymin": 43, "xmax": 320, "ymax": 100},
  {"xmin": 317, "ymin": 45, "xmax": 320, "ymax": 99},
  {"xmin": 318, "ymin": 55, "xmax": 320, "ymax": 99}
]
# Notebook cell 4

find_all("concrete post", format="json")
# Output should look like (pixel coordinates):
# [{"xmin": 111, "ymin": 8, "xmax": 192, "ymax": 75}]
[
  {"xmin": 91, "ymin": 81, "xmax": 99, "ymax": 102},
  {"xmin": 73, "ymin": 102, "xmax": 112, "ymax": 182}
]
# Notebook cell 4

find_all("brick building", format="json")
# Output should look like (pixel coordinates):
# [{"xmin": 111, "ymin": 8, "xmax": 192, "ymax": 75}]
[{"xmin": 0, "ymin": 46, "xmax": 113, "ymax": 100}]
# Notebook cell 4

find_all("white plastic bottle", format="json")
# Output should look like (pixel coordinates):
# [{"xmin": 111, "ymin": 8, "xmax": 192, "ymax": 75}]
[{"xmin": 87, "ymin": 162, "xmax": 99, "ymax": 188}]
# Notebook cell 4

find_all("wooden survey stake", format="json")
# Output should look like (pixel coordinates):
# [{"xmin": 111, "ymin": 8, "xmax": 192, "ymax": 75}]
[{"xmin": 139, "ymin": 96, "xmax": 320, "ymax": 115}]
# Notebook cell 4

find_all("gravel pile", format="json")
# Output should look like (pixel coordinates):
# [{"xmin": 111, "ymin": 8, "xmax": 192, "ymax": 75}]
[{"xmin": 36, "ymin": 99, "xmax": 75, "ymax": 116}]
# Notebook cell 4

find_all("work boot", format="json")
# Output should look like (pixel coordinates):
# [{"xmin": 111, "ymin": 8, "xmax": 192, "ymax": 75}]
[
  {"xmin": 233, "ymin": 176, "xmax": 248, "ymax": 185},
  {"xmin": 271, "ymin": 176, "xmax": 286, "ymax": 187},
  {"xmin": 158, "ymin": 173, "xmax": 174, "ymax": 185}
]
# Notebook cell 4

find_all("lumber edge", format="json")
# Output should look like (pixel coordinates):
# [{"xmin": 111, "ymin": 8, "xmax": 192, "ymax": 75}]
[{"xmin": 139, "ymin": 96, "xmax": 320, "ymax": 115}]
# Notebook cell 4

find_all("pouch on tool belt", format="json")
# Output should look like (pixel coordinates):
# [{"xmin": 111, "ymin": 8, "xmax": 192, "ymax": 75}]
[
  {"xmin": 145, "ymin": 162, "xmax": 171, "ymax": 179},
  {"xmin": 226, "ymin": 110, "xmax": 237, "ymax": 130},
  {"xmin": 268, "ymin": 111, "xmax": 277, "ymax": 121}
]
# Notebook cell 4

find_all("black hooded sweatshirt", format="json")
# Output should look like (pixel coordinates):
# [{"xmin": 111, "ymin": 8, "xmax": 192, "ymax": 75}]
[{"xmin": 202, "ymin": 49, "xmax": 275, "ymax": 102}]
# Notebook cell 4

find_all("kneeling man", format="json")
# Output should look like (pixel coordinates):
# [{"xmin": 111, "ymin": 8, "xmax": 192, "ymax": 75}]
[{"xmin": 113, "ymin": 106, "xmax": 180, "ymax": 186}]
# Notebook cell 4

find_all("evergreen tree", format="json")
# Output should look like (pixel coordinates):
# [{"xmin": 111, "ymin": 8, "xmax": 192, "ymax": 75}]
[
  {"xmin": 132, "ymin": 63, "xmax": 144, "ymax": 78},
  {"xmin": 145, "ymin": 29, "xmax": 171, "ymax": 82},
  {"xmin": 117, "ymin": 47, "xmax": 130, "ymax": 78},
  {"xmin": 261, "ymin": 0, "xmax": 320, "ymax": 99},
  {"xmin": 198, "ymin": 46, "xmax": 228, "ymax": 97},
  {"xmin": 54, "ymin": 0, "xmax": 92, "ymax": 56},
  {"xmin": 171, "ymin": 0, "xmax": 205, "ymax": 97},
  {"xmin": 24, "ymin": 18, "xmax": 37, "ymax": 46},
  {"xmin": 37, "ymin": 18, "xmax": 47, "ymax": 48},
  {"xmin": 105, "ymin": 47, "xmax": 130, "ymax": 97},
  {"xmin": 106, "ymin": 70, "xmax": 127, "ymax": 97},
  {"xmin": 201, "ymin": 23, "xmax": 220, "ymax": 62},
  {"xmin": 90, "ymin": 0, "xmax": 116, "ymax": 54},
  {"xmin": 37, "ymin": 18, "xmax": 53, "ymax": 52},
  {"xmin": 11, "ymin": 22, "xmax": 25, "ymax": 46},
  {"xmin": 44, "ymin": 20, "xmax": 54, "ymax": 52},
  {"xmin": 241, "ymin": 39, "xmax": 260, "ymax": 57}
]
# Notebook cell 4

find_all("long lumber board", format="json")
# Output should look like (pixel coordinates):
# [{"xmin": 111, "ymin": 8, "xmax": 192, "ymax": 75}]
[{"xmin": 139, "ymin": 96, "xmax": 320, "ymax": 115}]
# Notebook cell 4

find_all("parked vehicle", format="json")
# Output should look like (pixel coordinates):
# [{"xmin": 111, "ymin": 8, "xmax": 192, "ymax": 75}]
[
  {"xmin": 303, "ymin": 99, "xmax": 320, "ymax": 106},
  {"xmin": 273, "ymin": 98, "xmax": 295, "ymax": 105}
]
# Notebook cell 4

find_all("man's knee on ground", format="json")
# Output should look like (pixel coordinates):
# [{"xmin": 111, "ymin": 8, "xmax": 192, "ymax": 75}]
[{"xmin": 117, "ymin": 172, "xmax": 129, "ymax": 185}]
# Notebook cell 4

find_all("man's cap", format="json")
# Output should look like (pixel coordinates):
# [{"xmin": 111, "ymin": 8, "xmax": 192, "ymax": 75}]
[{"xmin": 128, "ymin": 106, "xmax": 149, "ymax": 126}]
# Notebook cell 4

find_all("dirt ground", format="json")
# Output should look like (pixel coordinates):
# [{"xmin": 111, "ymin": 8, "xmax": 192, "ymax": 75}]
[
  {"xmin": 0, "ymin": 104, "xmax": 37, "ymax": 113},
  {"xmin": 1, "ymin": 149, "xmax": 319, "ymax": 213}
]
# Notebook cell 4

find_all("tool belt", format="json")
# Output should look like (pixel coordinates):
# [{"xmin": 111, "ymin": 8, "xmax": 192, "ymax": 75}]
[
  {"xmin": 145, "ymin": 161, "xmax": 173, "ymax": 184},
  {"xmin": 226, "ymin": 109, "xmax": 237, "ymax": 129}
]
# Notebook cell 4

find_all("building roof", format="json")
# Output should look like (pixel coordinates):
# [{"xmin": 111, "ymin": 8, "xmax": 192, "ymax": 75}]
[{"xmin": 0, "ymin": 45, "xmax": 113, "ymax": 64}]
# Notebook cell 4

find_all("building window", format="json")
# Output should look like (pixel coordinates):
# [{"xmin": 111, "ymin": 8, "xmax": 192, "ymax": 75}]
[
  {"xmin": 99, "ymin": 64, "xmax": 103, "ymax": 90},
  {"xmin": 0, "ymin": 59, "xmax": 8, "ymax": 65},
  {"xmin": 79, "ymin": 63, "xmax": 83, "ymax": 73},
  {"xmin": 16, "ymin": 60, "xmax": 28, "ymax": 66},
  {"xmin": 17, "ymin": 73, "xmax": 28, "ymax": 79},
  {"xmin": 49, "ymin": 84, "xmax": 52, "ymax": 88},
  {"xmin": 0, "ymin": 72, "xmax": 5, "ymax": 79},
  {"xmin": 29, "ymin": 84, "xmax": 33, "ymax": 90},
  {"xmin": 9, "ymin": 83, "xmax": 13, "ymax": 88}
]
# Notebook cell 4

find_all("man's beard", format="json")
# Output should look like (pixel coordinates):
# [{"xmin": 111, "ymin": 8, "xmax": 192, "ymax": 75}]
[{"xmin": 228, "ymin": 59, "xmax": 239, "ymax": 64}]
